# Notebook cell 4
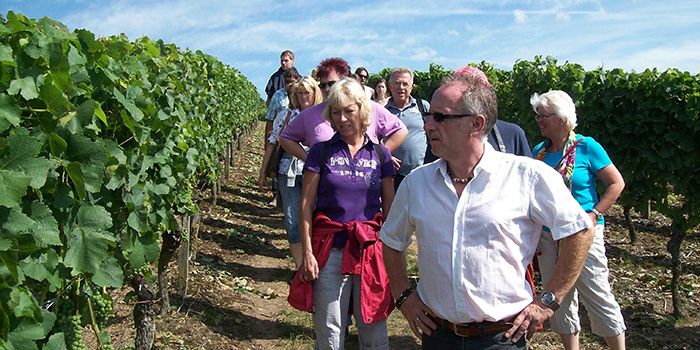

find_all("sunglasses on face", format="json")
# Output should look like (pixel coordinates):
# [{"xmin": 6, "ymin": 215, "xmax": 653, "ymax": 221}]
[
  {"xmin": 319, "ymin": 80, "xmax": 337, "ymax": 89},
  {"xmin": 421, "ymin": 112, "xmax": 476, "ymax": 122},
  {"xmin": 358, "ymin": 75, "xmax": 368, "ymax": 79}
]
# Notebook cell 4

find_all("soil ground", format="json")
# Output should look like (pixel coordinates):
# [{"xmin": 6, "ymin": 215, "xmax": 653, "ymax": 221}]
[{"xmin": 98, "ymin": 122, "xmax": 700, "ymax": 350}]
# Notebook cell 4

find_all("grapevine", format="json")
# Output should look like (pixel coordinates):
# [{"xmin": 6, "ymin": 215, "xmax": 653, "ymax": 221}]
[{"xmin": 0, "ymin": 11, "xmax": 264, "ymax": 349}]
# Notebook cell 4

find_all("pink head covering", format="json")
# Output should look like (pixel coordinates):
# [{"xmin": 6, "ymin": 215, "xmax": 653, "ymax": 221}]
[{"xmin": 452, "ymin": 66, "xmax": 492, "ymax": 88}]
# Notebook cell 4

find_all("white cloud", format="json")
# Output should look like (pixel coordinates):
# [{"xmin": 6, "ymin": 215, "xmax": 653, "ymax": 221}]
[
  {"xmin": 411, "ymin": 47, "xmax": 438, "ymax": 61},
  {"xmin": 513, "ymin": 10, "xmax": 528, "ymax": 23}
]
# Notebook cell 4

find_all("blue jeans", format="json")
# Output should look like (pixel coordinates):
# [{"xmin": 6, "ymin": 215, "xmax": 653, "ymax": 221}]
[
  {"xmin": 422, "ymin": 325, "xmax": 526, "ymax": 350},
  {"xmin": 312, "ymin": 248, "xmax": 389, "ymax": 350},
  {"xmin": 277, "ymin": 174, "xmax": 303, "ymax": 244}
]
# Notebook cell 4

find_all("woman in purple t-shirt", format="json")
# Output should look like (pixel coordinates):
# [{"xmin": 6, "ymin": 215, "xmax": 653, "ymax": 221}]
[{"xmin": 295, "ymin": 78, "xmax": 395, "ymax": 349}]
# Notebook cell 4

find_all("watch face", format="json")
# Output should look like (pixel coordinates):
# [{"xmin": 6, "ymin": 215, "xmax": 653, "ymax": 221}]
[{"xmin": 541, "ymin": 291, "xmax": 555, "ymax": 305}]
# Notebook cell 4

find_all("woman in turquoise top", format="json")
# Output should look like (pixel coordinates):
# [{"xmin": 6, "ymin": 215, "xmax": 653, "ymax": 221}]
[{"xmin": 531, "ymin": 90, "xmax": 627, "ymax": 350}]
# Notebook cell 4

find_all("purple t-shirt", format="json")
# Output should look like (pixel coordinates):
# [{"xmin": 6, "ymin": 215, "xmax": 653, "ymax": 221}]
[
  {"xmin": 279, "ymin": 101, "xmax": 406, "ymax": 147},
  {"xmin": 305, "ymin": 133, "xmax": 396, "ymax": 224}
]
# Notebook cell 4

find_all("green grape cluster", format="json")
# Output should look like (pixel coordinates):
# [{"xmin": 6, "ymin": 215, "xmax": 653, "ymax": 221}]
[
  {"xmin": 132, "ymin": 264, "xmax": 152, "ymax": 276},
  {"xmin": 54, "ymin": 299, "xmax": 87, "ymax": 350},
  {"xmin": 91, "ymin": 290, "xmax": 114, "ymax": 329}
]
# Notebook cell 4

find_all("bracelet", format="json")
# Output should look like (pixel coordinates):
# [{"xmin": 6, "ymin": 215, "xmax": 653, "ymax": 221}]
[{"xmin": 395, "ymin": 286, "xmax": 415, "ymax": 310}]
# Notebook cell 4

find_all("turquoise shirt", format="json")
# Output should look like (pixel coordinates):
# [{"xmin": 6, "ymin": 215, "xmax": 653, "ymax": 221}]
[{"xmin": 532, "ymin": 135, "xmax": 612, "ymax": 224}]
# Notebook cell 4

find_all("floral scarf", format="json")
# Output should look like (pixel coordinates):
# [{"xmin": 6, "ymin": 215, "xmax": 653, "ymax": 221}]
[
  {"xmin": 535, "ymin": 130, "xmax": 582, "ymax": 258},
  {"xmin": 535, "ymin": 131, "xmax": 581, "ymax": 190}
]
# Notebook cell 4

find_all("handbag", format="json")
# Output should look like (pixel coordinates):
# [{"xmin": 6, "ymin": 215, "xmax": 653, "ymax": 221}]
[{"xmin": 265, "ymin": 110, "xmax": 293, "ymax": 178}]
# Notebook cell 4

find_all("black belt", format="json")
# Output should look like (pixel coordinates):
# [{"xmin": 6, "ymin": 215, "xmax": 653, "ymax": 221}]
[{"xmin": 429, "ymin": 316, "xmax": 513, "ymax": 338}]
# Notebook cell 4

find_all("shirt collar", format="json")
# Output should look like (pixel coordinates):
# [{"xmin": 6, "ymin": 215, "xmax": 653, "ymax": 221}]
[
  {"xmin": 386, "ymin": 96, "xmax": 417, "ymax": 110},
  {"xmin": 434, "ymin": 142, "xmax": 501, "ymax": 180},
  {"xmin": 329, "ymin": 132, "xmax": 375, "ymax": 148}
]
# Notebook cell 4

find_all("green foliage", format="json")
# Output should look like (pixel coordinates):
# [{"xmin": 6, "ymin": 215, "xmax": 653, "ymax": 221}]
[
  {"xmin": 370, "ymin": 56, "xmax": 699, "ymax": 236},
  {"xmin": 0, "ymin": 11, "xmax": 264, "ymax": 349}
]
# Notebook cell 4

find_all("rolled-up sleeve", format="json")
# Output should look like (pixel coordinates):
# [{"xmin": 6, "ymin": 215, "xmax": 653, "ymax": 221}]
[
  {"xmin": 379, "ymin": 175, "xmax": 414, "ymax": 251},
  {"xmin": 529, "ymin": 163, "xmax": 593, "ymax": 241}
]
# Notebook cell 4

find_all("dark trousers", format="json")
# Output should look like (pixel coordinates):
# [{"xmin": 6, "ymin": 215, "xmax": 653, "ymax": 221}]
[
  {"xmin": 422, "ymin": 325, "xmax": 526, "ymax": 350},
  {"xmin": 394, "ymin": 174, "xmax": 406, "ymax": 193}
]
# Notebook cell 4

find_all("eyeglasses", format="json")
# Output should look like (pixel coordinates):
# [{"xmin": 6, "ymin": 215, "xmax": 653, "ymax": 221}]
[
  {"xmin": 422, "ymin": 112, "xmax": 476, "ymax": 122},
  {"xmin": 535, "ymin": 112, "xmax": 556, "ymax": 121},
  {"xmin": 358, "ymin": 75, "xmax": 368, "ymax": 79},
  {"xmin": 319, "ymin": 80, "xmax": 337, "ymax": 89}
]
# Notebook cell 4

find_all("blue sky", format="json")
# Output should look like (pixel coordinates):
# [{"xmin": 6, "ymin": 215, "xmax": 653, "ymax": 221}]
[{"xmin": 3, "ymin": 1, "xmax": 699, "ymax": 98}]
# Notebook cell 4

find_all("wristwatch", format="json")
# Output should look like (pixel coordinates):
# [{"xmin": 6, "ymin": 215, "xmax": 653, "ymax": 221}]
[
  {"xmin": 540, "ymin": 291, "xmax": 560, "ymax": 311},
  {"xmin": 591, "ymin": 208, "xmax": 604, "ymax": 221}
]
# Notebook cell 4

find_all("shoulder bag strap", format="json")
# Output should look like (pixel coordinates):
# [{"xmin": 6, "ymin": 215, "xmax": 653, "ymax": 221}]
[
  {"xmin": 492, "ymin": 124, "xmax": 506, "ymax": 152},
  {"xmin": 275, "ymin": 110, "xmax": 294, "ymax": 142}
]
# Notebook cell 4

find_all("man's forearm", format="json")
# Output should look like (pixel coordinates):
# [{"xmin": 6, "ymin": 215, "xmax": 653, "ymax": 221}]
[
  {"xmin": 263, "ymin": 120, "xmax": 274, "ymax": 144},
  {"xmin": 382, "ymin": 245, "xmax": 410, "ymax": 299},
  {"xmin": 543, "ymin": 226, "xmax": 595, "ymax": 301}
]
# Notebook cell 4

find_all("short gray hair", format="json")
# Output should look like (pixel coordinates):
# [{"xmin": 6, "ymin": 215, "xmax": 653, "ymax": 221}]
[
  {"xmin": 439, "ymin": 74, "xmax": 498, "ymax": 137},
  {"xmin": 389, "ymin": 66, "xmax": 414, "ymax": 83},
  {"xmin": 530, "ymin": 90, "xmax": 578, "ymax": 131}
]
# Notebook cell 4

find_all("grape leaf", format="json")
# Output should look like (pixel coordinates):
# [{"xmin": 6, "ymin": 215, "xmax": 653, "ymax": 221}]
[
  {"xmin": 19, "ymin": 250, "xmax": 60, "ymax": 289},
  {"xmin": 0, "ymin": 94, "xmax": 22, "ymax": 134},
  {"xmin": 1, "ymin": 130, "xmax": 52, "ymax": 190},
  {"xmin": 42, "ymin": 333, "xmax": 68, "ymax": 350},
  {"xmin": 123, "ymin": 230, "xmax": 160, "ymax": 268},
  {"xmin": 6, "ymin": 308, "xmax": 55, "ymax": 350},
  {"xmin": 0, "ymin": 206, "xmax": 33, "ymax": 238},
  {"xmin": 92, "ymin": 255, "xmax": 124, "ymax": 288},
  {"xmin": 0, "ymin": 44, "xmax": 13, "ymax": 63},
  {"xmin": 64, "ymin": 204, "xmax": 114, "ymax": 275},
  {"xmin": 25, "ymin": 201, "xmax": 61, "ymax": 248},
  {"xmin": 8, "ymin": 76, "xmax": 39, "ymax": 101},
  {"xmin": 10, "ymin": 287, "xmax": 41, "ymax": 319},
  {"xmin": 65, "ymin": 132, "xmax": 108, "ymax": 193},
  {"xmin": 0, "ymin": 170, "xmax": 31, "ymax": 207}
]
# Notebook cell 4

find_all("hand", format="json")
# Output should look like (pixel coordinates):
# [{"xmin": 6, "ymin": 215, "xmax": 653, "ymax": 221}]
[
  {"xmin": 588, "ymin": 212, "xmax": 599, "ymax": 226},
  {"xmin": 505, "ymin": 302, "xmax": 554, "ymax": 343},
  {"xmin": 298, "ymin": 253, "xmax": 319, "ymax": 283},
  {"xmin": 257, "ymin": 175, "xmax": 269, "ymax": 192},
  {"xmin": 399, "ymin": 292, "xmax": 437, "ymax": 340},
  {"xmin": 392, "ymin": 156, "xmax": 402, "ymax": 170}
]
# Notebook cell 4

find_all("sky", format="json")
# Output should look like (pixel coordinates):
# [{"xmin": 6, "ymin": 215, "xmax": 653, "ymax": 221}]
[{"xmin": 3, "ymin": 1, "xmax": 700, "ymax": 99}]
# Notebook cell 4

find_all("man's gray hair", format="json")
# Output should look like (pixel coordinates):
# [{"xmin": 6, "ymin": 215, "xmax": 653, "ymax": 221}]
[
  {"xmin": 440, "ymin": 74, "xmax": 498, "ymax": 136},
  {"xmin": 390, "ymin": 66, "xmax": 414, "ymax": 83}
]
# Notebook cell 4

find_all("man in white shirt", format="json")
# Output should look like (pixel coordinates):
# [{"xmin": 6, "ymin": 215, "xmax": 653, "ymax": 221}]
[{"xmin": 380, "ymin": 73, "xmax": 595, "ymax": 349}]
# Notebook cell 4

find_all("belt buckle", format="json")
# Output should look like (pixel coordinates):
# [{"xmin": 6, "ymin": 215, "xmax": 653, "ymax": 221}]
[{"xmin": 453, "ymin": 323, "xmax": 474, "ymax": 337}]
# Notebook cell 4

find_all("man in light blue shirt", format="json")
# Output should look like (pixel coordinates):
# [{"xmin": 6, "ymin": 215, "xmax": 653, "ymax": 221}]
[
  {"xmin": 264, "ymin": 67, "xmax": 300, "ymax": 143},
  {"xmin": 384, "ymin": 67, "xmax": 429, "ymax": 191}
]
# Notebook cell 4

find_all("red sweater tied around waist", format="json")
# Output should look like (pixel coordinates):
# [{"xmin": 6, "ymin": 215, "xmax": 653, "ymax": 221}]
[{"xmin": 287, "ymin": 211, "xmax": 394, "ymax": 324}]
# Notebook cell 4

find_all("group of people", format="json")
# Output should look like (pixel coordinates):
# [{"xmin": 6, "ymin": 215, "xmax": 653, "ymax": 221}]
[{"xmin": 257, "ymin": 50, "xmax": 627, "ymax": 350}]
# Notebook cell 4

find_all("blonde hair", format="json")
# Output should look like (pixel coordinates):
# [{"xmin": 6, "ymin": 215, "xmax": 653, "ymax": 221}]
[
  {"xmin": 290, "ymin": 76, "xmax": 323, "ymax": 109},
  {"xmin": 322, "ymin": 77, "xmax": 372, "ymax": 131}
]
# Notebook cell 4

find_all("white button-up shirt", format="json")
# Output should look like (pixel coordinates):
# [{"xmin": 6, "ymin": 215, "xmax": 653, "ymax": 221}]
[{"xmin": 380, "ymin": 143, "xmax": 592, "ymax": 324}]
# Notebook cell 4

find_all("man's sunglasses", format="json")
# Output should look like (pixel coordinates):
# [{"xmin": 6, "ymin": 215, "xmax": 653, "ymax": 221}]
[
  {"xmin": 319, "ymin": 80, "xmax": 337, "ymax": 89},
  {"xmin": 421, "ymin": 112, "xmax": 476, "ymax": 122}
]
